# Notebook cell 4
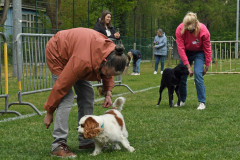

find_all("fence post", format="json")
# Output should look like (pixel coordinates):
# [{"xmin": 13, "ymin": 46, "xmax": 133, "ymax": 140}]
[
  {"xmin": 168, "ymin": 47, "xmax": 172, "ymax": 66},
  {"xmin": 4, "ymin": 38, "xmax": 8, "ymax": 95},
  {"xmin": 152, "ymin": 46, "xmax": 154, "ymax": 67},
  {"xmin": 208, "ymin": 41, "xmax": 240, "ymax": 74},
  {"xmin": 12, "ymin": 0, "xmax": 22, "ymax": 77},
  {"xmin": 0, "ymin": 32, "xmax": 21, "ymax": 116}
]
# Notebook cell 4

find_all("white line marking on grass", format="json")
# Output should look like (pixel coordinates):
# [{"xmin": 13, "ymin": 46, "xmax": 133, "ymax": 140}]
[
  {"xmin": 0, "ymin": 75, "xmax": 215, "ymax": 123},
  {"xmin": 0, "ymin": 111, "xmax": 46, "ymax": 123}
]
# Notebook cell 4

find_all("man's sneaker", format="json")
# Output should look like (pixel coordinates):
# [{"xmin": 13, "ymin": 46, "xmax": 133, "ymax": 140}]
[
  {"xmin": 174, "ymin": 101, "xmax": 185, "ymax": 107},
  {"xmin": 160, "ymin": 71, "xmax": 163, "ymax": 74},
  {"xmin": 154, "ymin": 71, "xmax": 157, "ymax": 74},
  {"xmin": 197, "ymin": 102, "xmax": 206, "ymax": 110},
  {"xmin": 79, "ymin": 143, "xmax": 95, "ymax": 150},
  {"xmin": 51, "ymin": 143, "xmax": 77, "ymax": 158},
  {"xmin": 134, "ymin": 73, "xmax": 140, "ymax": 75}
]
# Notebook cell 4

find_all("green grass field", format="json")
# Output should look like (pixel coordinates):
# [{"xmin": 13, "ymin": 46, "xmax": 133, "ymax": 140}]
[{"xmin": 0, "ymin": 62, "xmax": 240, "ymax": 160}]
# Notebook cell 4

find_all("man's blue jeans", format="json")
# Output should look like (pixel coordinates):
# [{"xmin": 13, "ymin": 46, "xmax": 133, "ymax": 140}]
[
  {"xmin": 154, "ymin": 55, "xmax": 165, "ymax": 72},
  {"xmin": 179, "ymin": 51, "xmax": 206, "ymax": 103},
  {"xmin": 133, "ymin": 59, "xmax": 141, "ymax": 73}
]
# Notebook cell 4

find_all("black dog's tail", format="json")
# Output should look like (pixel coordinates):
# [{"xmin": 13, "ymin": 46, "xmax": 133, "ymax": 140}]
[{"xmin": 157, "ymin": 78, "xmax": 167, "ymax": 106}]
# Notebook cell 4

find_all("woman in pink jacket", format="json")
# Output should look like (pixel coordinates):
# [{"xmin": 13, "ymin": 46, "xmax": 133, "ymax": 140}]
[
  {"xmin": 43, "ymin": 28, "xmax": 127, "ymax": 158},
  {"xmin": 175, "ymin": 12, "xmax": 212, "ymax": 110}
]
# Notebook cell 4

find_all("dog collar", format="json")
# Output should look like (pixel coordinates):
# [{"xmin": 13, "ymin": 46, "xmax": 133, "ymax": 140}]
[{"xmin": 101, "ymin": 123, "xmax": 104, "ymax": 128}]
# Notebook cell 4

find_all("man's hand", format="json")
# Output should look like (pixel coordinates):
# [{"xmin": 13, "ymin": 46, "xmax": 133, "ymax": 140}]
[
  {"xmin": 203, "ymin": 66, "xmax": 209, "ymax": 76},
  {"xmin": 103, "ymin": 95, "xmax": 112, "ymax": 108},
  {"xmin": 44, "ymin": 112, "xmax": 53, "ymax": 129},
  {"xmin": 103, "ymin": 91, "xmax": 112, "ymax": 108}
]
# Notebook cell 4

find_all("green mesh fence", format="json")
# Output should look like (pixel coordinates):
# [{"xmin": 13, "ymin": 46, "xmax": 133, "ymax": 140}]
[{"xmin": 122, "ymin": 36, "xmax": 175, "ymax": 60}]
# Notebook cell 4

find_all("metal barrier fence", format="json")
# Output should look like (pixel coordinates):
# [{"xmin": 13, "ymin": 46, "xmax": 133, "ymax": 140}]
[
  {"xmin": 209, "ymin": 41, "xmax": 240, "ymax": 74},
  {"xmin": 8, "ymin": 33, "xmax": 54, "ymax": 115},
  {"xmin": 167, "ymin": 41, "xmax": 240, "ymax": 74},
  {"xmin": 0, "ymin": 33, "xmax": 21, "ymax": 116},
  {"xmin": 2, "ymin": 35, "xmax": 239, "ymax": 116},
  {"xmin": 8, "ymin": 33, "xmax": 133, "ymax": 116}
]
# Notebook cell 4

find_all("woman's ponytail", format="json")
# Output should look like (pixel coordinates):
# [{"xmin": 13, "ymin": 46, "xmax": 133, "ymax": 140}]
[
  {"xmin": 115, "ymin": 44, "xmax": 125, "ymax": 55},
  {"xmin": 105, "ymin": 44, "xmax": 127, "ymax": 74}
]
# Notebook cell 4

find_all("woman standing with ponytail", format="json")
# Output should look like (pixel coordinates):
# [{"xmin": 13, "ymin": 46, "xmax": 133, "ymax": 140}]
[
  {"xmin": 175, "ymin": 12, "xmax": 212, "ymax": 110},
  {"xmin": 43, "ymin": 28, "xmax": 127, "ymax": 158}
]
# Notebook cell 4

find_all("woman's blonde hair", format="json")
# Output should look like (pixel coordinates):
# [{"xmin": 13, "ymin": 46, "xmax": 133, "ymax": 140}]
[{"xmin": 181, "ymin": 12, "xmax": 200, "ymax": 37}]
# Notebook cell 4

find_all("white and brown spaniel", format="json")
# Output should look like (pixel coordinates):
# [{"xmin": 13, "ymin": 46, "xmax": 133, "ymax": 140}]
[{"xmin": 77, "ymin": 97, "xmax": 135, "ymax": 156}]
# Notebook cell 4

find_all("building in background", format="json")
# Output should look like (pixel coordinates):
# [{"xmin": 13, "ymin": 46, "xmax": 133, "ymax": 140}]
[{"xmin": 0, "ymin": 1, "xmax": 49, "ymax": 38}]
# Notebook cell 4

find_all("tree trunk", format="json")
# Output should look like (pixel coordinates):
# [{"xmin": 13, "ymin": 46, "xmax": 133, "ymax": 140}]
[
  {"xmin": 44, "ymin": 0, "xmax": 62, "ymax": 33},
  {"xmin": 0, "ymin": 0, "xmax": 10, "ymax": 25}
]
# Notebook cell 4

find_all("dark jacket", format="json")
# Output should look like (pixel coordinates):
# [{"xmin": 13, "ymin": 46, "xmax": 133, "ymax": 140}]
[
  {"xmin": 130, "ymin": 49, "xmax": 141, "ymax": 64},
  {"xmin": 94, "ymin": 20, "xmax": 117, "ymax": 39}
]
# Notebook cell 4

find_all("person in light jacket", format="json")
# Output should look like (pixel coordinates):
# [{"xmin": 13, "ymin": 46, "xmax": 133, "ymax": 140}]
[
  {"xmin": 43, "ymin": 28, "xmax": 127, "ymax": 158},
  {"xmin": 153, "ymin": 29, "xmax": 167, "ymax": 74}
]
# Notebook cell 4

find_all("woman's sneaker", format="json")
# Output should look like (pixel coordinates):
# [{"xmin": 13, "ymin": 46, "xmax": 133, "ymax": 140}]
[
  {"xmin": 154, "ymin": 71, "xmax": 157, "ymax": 74},
  {"xmin": 131, "ymin": 72, "xmax": 136, "ymax": 75},
  {"xmin": 51, "ymin": 143, "xmax": 77, "ymax": 158},
  {"xmin": 197, "ymin": 103, "xmax": 206, "ymax": 110},
  {"xmin": 174, "ymin": 101, "xmax": 185, "ymax": 107}
]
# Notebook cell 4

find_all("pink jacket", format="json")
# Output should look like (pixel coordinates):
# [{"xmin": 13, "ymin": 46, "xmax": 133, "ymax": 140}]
[
  {"xmin": 44, "ymin": 28, "xmax": 116, "ymax": 113},
  {"xmin": 175, "ymin": 23, "xmax": 212, "ymax": 66}
]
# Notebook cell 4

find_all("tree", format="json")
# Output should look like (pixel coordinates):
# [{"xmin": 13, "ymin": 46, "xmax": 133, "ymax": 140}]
[
  {"xmin": 17, "ymin": 0, "xmax": 240, "ymax": 40},
  {"xmin": 0, "ymin": 0, "xmax": 10, "ymax": 25},
  {"xmin": 43, "ymin": 0, "xmax": 62, "ymax": 33}
]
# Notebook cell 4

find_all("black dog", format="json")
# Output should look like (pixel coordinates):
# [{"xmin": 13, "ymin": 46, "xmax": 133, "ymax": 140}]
[{"xmin": 157, "ymin": 64, "xmax": 189, "ymax": 107}]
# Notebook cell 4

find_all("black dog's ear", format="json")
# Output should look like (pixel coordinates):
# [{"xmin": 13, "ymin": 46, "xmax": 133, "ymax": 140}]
[
  {"xmin": 175, "ymin": 64, "xmax": 189, "ymax": 75},
  {"xmin": 179, "ymin": 64, "xmax": 186, "ymax": 69},
  {"xmin": 177, "ymin": 63, "xmax": 185, "ymax": 68}
]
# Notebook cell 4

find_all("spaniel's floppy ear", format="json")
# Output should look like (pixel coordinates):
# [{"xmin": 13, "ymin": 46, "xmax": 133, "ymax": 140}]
[{"xmin": 83, "ymin": 117, "xmax": 103, "ymax": 139}]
